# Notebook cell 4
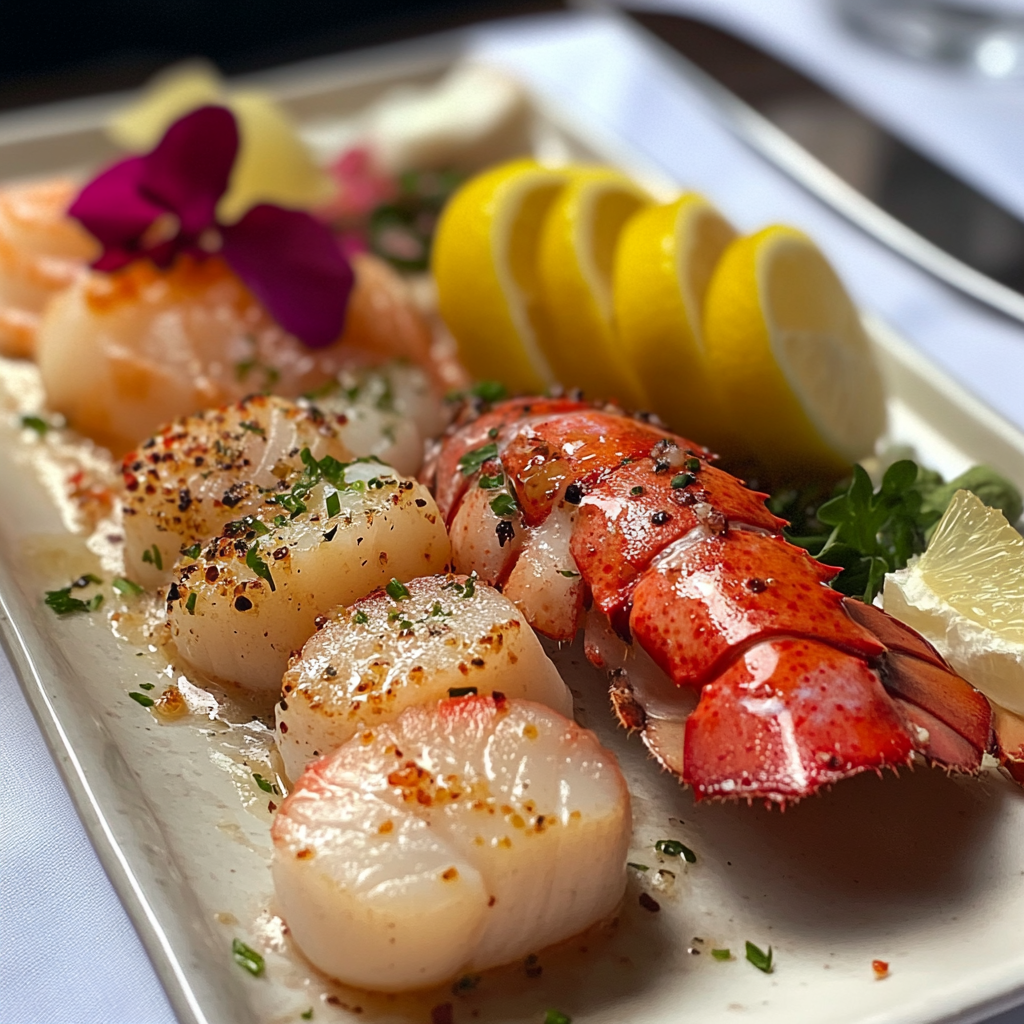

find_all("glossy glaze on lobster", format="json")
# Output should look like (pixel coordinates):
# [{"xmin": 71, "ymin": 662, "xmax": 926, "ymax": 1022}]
[{"xmin": 425, "ymin": 397, "xmax": 1019, "ymax": 804}]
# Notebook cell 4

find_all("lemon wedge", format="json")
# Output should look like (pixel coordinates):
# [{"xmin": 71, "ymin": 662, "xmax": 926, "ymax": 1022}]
[
  {"xmin": 107, "ymin": 61, "xmax": 333, "ymax": 222},
  {"xmin": 613, "ymin": 193, "xmax": 737, "ymax": 446},
  {"xmin": 884, "ymin": 489, "xmax": 1024, "ymax": 714},
  {"xmin": 432, "ymin": 159, "xmax": 570, "ymax": 394},
  {"xmin": 535, "ymin": 168, "xmax": 650, "ymax": 408},
  {"xmin": 703, "ymin": 225, "xmax": 886, "ymax": 480}
]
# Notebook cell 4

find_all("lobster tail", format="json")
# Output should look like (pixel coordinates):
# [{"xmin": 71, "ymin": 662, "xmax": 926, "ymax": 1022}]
[{"xmin": 430, "ymin": 397, "xmax": 1012, "ymax": 804}]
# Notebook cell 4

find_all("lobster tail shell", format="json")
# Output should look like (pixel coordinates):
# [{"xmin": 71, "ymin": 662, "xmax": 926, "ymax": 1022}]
[{"xmin": 431, "ymin": 397, "xmax": 1011, "ymax": 804}]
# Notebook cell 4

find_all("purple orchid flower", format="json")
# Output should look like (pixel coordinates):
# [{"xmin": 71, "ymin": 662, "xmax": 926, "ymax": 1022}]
[{"xmin": 69, "ymin": 105, "xmax": 353, "ymax": 348}]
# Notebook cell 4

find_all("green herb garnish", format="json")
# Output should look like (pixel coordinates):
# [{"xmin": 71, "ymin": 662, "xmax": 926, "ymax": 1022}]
[
  {"xmin": 745, "ymin": 941, "xmax": 773, "ymax": 973},
  {"xmin": 231, "ymin": 938, "xmax": 265, "ymax": 977},
  {"xmin": 479, "ymin": 472, "xmax": 505, "ymax": 490},
  {"xmin": 627, "ymin": 862, "xmax": 649, "ymax": 872},
  {"xmin": 112, "ymin": 577, "xmax": 144, "ymax": 596},
  {"xmin": 45, "ymin": 587, "xmax": 103, "ymax": 615},
  {"xmin": 461, "ymin": 575, "xmax": 476, "ymax": 599},
  {"xmin": 490, "ymin": 492, "xmax": 518, "ymax": 518},
  {"xmin": 671, "ymin": 473, "xmax": 694, "ymax": 489},
  {"xmin": 386, "ymin": 578, "xmax": 411, "ymax": 601},
  {"xmin": 239, "ymin": 420, "xmax": 266, "ymax": 437},
  {"xmin": 544, "ymin": 1011, "xmax": 571, "ymax": 1024},
  {"xmin": 780, "ymin": 459, "xmax": 1022, "ymax": 602},
  {"xmin": 448, "ymin": 686, "xmax": 478, "ymax": 698},
  {"xmin": 181, "ymin": 543, "xmax": 201, "ymax": 560},
  {"xmin": 557, "ymin": 569, "xmax": 580, "ymax": 578},
  {"xmin": 253, "ymin": 773, "xmax": 280, "ymax": 795},
  {"xmin": 185, "ymin": 592, "xmax": 197, "ymax": 615},
  {"xmin": 246, "ymin": 543, "xmax": 275, "ymax": 591},
  {"xmin": 141, "ymin": 544, "xmax": 163, "ymax": 571},
  {"xmin": 655, "ymin": 839, "xmax": 696, "ymax": 862},
  {"xmin": 458, "ymin": 442, "xmax": 498, "ymax": 477},
  {"xmin": 20, "ymin": 414, "xmax": 51, "ymax": 435},
  {"xmin": 353, "ymin": 609, "xmax": 369, "ymax": 624},
  {"xmin": 711, "ymin": 948, "xmax": 732, "ymax": 961},
  {"xmin": 128, "ymin": 691, "xmax": 154, "ymax": 707},
  {"xmin": 325, "ymin": 490, "xmax": 341, "ymax": 519},
  {"xmin": 138, "ymin": 682, "xmax": 155, "ymax": 691},
  {"xmin": 630, "ymin": 485, "xmax": 644, "ymax": 496},
  {"xmin": 301, "ymin": 1010, "xmax": 313, "ymax": 1021}
]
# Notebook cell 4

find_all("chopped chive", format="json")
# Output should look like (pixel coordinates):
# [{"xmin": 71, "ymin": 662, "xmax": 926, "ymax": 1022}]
[
  {"xmin": 557, "ymin": 569, "xmax": 580, "ymax": 578},
  {"xmin": 20, "ymin": 414, "xmax": 51, "ymax": 435},
  {"xmin": 627, "ymin": 862, "xmax": 649, "ymax": 872},
  {"xmin": 181, "ymin": 543, "xmax": 201, "ymax": 560},
  {"xmin": 448, "ymin": 686, "xmax": 478, "ymax": 698},
  {"xmin": 231, "ymin": 938, "xmax": 265, "ymax": 977},
  {"xmin": 129, "ymin": 691, "xmax": 155, "ymax": 707},
  {"xmin": 325, "ymin": 490, "xmax": 341, "ymax": 519},
  {"xmin": 630, "ymin": 485, "xmax": 644, "ymax": 496},
  {"xmin": 112, "ymin": 577, "xmax": 144, "ymax": 596},
  {"xmin": 301, "ymin": 1010, "xmax": 313, "ymax": 1021},
  {"xmin": 273, "ymin": 514, "xmax": 288, "ymax": 528},
  {"xmin": 461, "ymin": 575, "xmax": 476, "ymax": 599},
  {"xmin": 671, "ymin": 473, "xmax": 694, "ymax": 490},
  {"xmin": 141, "ymin": 544, "xmax": 163, "ymax": 570},
  {"xmin": 239, "ymin": 420, "xmax": 266, "ymax": 436},
  {"xmin": 711, "ymin": 948, "xmax": 732, "ymax": 961},
  {"xmin": 655, "ymin": 839, "xmax": 696, "ymax": 862},
  {"xmin": 246, "ymin": 543, "xmax": 275, "ymax": 592},
  {"xmin": 458, "ymin": 442, "xmax": 498, "ymax": 477},
  {"xmin": 185, "ymin": 592, "xmax": 197, "ymax": 615},
  {"xmin": 745, "ymin": 941, "xmax": 773, "ymax": 974},
  {"xmin": 138, "ymin": 682, "xmax": 155, "ymax": 691},
  {"xmin": 399, "ymin": 619, "xmax": 413, "ymax": 630},
  {"xmin": 353, "ymin": 609, "xmax": 369, "ymax": 624},
  {"xmin": 685, "ymin": 457, "xmax": 701, "ymax": 473},
  {"xmin": 386, "ymin": 578, "xmax": 411, "ymax": 601},
  {"xmin": 253, "ymin": 773, "xmax": 279, "ymax": 795},
  {"xmin": 45, "ymin": 586, "xmax": 103, "ymax": 615},
  {"xmin": 544, "ymin": 1011, "xmax": 571, "ymax": 1024}
]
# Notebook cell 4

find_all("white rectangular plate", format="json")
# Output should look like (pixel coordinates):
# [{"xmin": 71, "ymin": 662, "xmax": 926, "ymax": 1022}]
[{"xmin": 3, "ymin": 18, "xmax": 1024, "ymax": 1024}]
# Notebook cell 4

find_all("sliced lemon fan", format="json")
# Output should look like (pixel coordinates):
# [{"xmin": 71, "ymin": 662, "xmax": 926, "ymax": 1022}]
[
  {"xmin": 703, "ymin": 226, "xmax": 886, "ymax": 480},
  {"xmin": 536, "ymin": 168, "xmax": 650, "ymax": 409},
  {"xmin": 614, "ymin": 193, "xmax": 737, "ymax": 448},
  {"xmin": 432, "ymin": 159, "xmax": 569, "ymax": 395},
  {"xmin": 884, "ymin": 489, "xmax": 1024, "ymax": 715}
]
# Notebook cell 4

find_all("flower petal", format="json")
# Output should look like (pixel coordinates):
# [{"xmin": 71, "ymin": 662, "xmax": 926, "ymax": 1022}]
[
  {"xmin": 139, "ymin": 105, "xmax": 238, "ymax": 235},
  {"xmin": 221, "ymin": 205, "xmax": 353, "ymax": 348},
  {"xmin": 68, "ymin": 156, "xmax": 163, "ymax": 255}
]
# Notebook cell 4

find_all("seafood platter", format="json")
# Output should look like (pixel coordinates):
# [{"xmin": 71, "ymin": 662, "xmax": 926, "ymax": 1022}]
[{"xmin": 3, "ymin": 17, "xmax": 1024, "ymax": 1024}]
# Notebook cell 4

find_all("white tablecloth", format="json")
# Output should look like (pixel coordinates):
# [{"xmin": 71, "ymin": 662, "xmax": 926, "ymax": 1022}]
[{"xmin": 3, "ymin": 8, "xmax": 1024, "ymax": 1022}]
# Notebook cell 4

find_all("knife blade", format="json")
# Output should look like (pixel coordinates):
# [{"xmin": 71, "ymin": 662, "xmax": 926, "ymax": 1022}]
[{"xmin": 586, "ymin": 5, "xmax": 1024, "ymax": 327}]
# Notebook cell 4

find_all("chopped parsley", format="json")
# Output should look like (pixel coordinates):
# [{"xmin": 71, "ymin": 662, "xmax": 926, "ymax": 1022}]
[
  {"xmin": 386, "ymin": 578, "xmax": 411, "ymax": 601},
  {"xmin": 745, "ymin": 941, "xmax": 773, "ymax": 974},
  {"xmin": 181, "ymin": 543, "xmax": 201, "ymax": 560},
  {"xmin": 684, "ymin": 457, "xmax": 701, "ymax": 473},
  {"xmin": 458, "ymin": 442, "xmax": 498, "ymax": 477},
  {"xmin": 45, "ymin": 587, "xmax": 103, "ymax": 615},
  {"xmin": 138, "ymin": 682, "xmax": 155, "ymax": 691},
  {"xmin": 630, "ymin": 485, "xmax": 644, "ymax": 496},
  {"xmin": 246, "ymin": 543, "xmax": 275, "ymax": 591},
  {"xmin": 224, "ymin": 515, "xmax": 270, "ymax": 539},
  {"xmin": 141, "ymin": 544, "xmax": 163, "ymax": 571},
  {"xmin": 489, "ymin": 492, "xmax": 518, "ymax": 518},
  {"xmin": 462, "ymin": 575, "xmax": 476, "ymax": 599},
  {"xmin": 671, "ymin": 473, "xmax": 694, "ymax": 489},
  {"xmin": 253, "ymin": 773, "xmax": 280, "ymax": 795},
  {"xmin": 20, "ymin": 414, "xmax": 51, "ymax": 435},
  {"xmin": 711, "ymin": 948, "xmax": 732, "ymax": 961},
  {"xmin": 112, "ymin": 577, "xmax": 144, "ymax": 596},
  {"xmin": 270, "ymin": 448, "xmax": 384, "ymax": 519},
  {"xmin": 231, "ymin": 938, "xmax": 265, "ymax": 977},
  {"xmin": 478, "ymin": 472, "xmax": 505, "ymax": 490},
  {"xmin": 128, "ymin": 691, "xmax": 155, "ymax": 707},
  {"xmin": 655, "ymin": 839, "xmax": 696, "ymax": 862},
  {"xmin": 185, "ymin": 592, "xmax": 197, "ymax": 615}
]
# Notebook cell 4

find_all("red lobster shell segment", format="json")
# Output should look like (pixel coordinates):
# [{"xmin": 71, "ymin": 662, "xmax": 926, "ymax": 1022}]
[{"xmin": 427, "ymin": 398, "xmax": 1007, "ymax": 804}]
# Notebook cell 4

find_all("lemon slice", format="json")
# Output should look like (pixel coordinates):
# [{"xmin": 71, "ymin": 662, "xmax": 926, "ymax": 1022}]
[
  {"xmin": 884, "ymin": 489, "xmax": 1024, "ymax": 714},
  {"xmin": 432, "ymin": 159, "xmax": 570, "ymax": 394},
  {"xmin": 536, "ymin": 168, "xmax": 650, "ymax": 408},
  {"xmin": 614, "ymin": 193, "xmax": 737, "ymax": 446},
  {"xmin": 703, "ymin": 225, "xmax": 886, "ymax": 479}
]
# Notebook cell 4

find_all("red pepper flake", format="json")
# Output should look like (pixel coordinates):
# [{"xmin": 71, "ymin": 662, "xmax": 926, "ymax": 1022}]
[
  {"xmin": 872, "ymin": 959, "xmax": 889, "ymax": 979},
  {"xmin": 430, "ymin": 1003, "xmax": 454, "ymax": 1024},
  {"xmin": 638, "ymin": 892, "xmax": 660, "ymax": 913}
]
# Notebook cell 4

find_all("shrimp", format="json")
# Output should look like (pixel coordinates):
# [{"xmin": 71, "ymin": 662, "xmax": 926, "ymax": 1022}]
[
  {"xmin": 275, "ymin": 573, "xmax": 572, "ymax": 781},
  {"xmin": 36, "ymin": 251, "xmax": 436, "ymax": 455},
  {"xmin": 121, "ymin": 395, "xmax": 353, "ymax": 590},
  {"xmin": 271, "ymin": 694, "xmax": 630, "ymax": 992},
  {"xmin": 167, "ymin": 458, "xmax": 451, "ymax": 691},
  {"xmin": 0, "ymin": 178, "xmax": 97, "ymax": 358}
]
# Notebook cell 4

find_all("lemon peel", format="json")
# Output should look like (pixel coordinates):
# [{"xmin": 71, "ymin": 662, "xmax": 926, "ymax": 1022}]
[
  {"xmin": 702, "ymin": 225, "xmax": 886, "ymax": 480},
  {"xmin": 107, "ymin": 62, "xmax": 333, "ymax": 223},
  {"xmin": 613, "ymin": 193, "xmax": 736, "ymax": 446},
  {"xmin": 884, "ymin": 489, "xmax": 1024, "ymax": 714}
]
